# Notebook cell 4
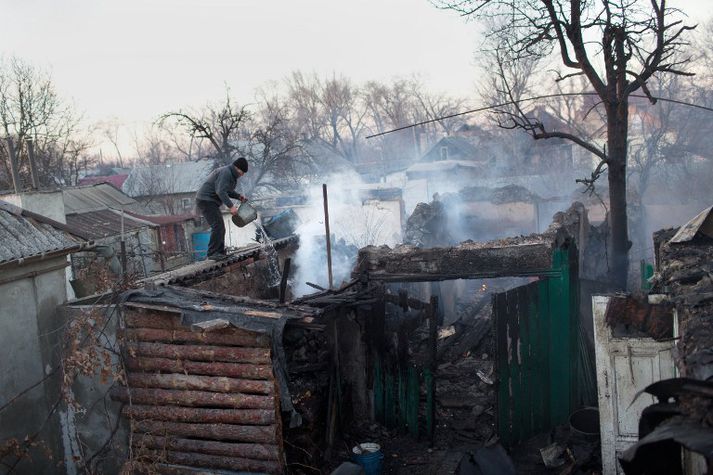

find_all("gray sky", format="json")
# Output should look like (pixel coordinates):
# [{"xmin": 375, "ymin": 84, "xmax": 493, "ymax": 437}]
[
  {"xmin": 1, "ymin": 0, "xmax": 711, "ymax": 154},
  {"xmin": 0, "ymin": 0, "xmax": 482, "ymax": 124}
]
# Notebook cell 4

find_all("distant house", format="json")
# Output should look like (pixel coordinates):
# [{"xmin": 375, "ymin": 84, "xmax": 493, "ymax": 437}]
[
  {"xmin": 63, "ymin": 182, "xmax": 146, "ymax": 215},
  {"xmin": 0, "ymin": 200, "xmax": 88, "ymax": 474},
  {"xmin": 77, "ymin": 173, "xmax": 129, "ymax": 189},
  {"xmin": 122, "ymin": 161, "xmax": 214, "ymax": 215},
  {"xmin": 420, "ymin": 136, "xmax": 481, "ymax": 163},
  {"xmin": 126, "ymin": 212, "xmax": 201, "ymax": 270},
  {"xmin": 61, "ymin": 183, "xmax": 201, "ymax": 292}
]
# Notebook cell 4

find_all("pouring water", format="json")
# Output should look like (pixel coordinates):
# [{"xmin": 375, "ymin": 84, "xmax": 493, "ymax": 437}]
[{"xmin": 255, "ymin": 218, "xmax": 282, "ymax": 287}]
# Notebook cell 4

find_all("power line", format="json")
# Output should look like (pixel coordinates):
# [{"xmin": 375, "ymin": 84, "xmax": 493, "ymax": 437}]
[{"xmin": 365, "ymin": 93, "xmax": 713, "ymax": 139}]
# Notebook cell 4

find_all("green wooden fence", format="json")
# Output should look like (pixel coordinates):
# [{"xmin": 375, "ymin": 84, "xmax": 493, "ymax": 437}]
[{"xmin": 494, "ymin": 247, "xmax": 579, "ymax": 446}]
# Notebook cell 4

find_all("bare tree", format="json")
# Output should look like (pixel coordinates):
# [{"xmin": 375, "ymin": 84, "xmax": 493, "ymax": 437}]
[
  {"xmin": 435, "ymin": 0, "xmax": 696, "ymax": 289},
  {"xmin": 159, "ymin": 87, "xmax": 250, "ymax": 166},
  {"xmin": 238, "ymin": 91, "xmax": 305, "ymax": 195},
  {"xmin": 0, "ymin": 57, "xmax": 90, "ymax": 189},
  {"xmin": 285, "ymin": 72, "xmax": 367, "ymax": 164}
]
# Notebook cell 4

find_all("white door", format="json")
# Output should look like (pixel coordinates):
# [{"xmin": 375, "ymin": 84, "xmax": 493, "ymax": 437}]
[{"xmin": 592, "ymin": 296, "xmax": 676, "ymax": 475}]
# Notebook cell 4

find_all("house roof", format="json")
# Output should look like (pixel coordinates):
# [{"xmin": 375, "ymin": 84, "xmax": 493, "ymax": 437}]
[
  {"xmin": 126, "ymin": 211, "xmax": 198, "ymax": 226},
  {"xmin": 421, "ymin": 136, "xmax": 480, "ymax": 162},
  {"xmin": 65, "ymin": 209, "xmax": 157, "ymax": 240},
  {"xmin": 122, "ymin": 161, "xmax": 215, "ymax": 198},
  {"xmin": 0, "ymin": 200, "xmax": 84, "ymax": 266},
  {"xmin": 77, "ymin": 174, "xmax": 129, "ymax": 189},
  {"xmin": 63, "ymin": 183, "xmax": 137, "ymax": 214}
]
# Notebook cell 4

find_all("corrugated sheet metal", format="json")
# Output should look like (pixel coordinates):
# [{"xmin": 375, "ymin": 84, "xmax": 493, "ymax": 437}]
[
  {"xmin": 76, "ymin": 174, "xmax": 128, "ymax": 189},
  {"xmin": 63, "ymin": 183, "xmax": 137, "ymax": 214},
  {"xmin": 127, "ymin": 212, "xmax": 197, "ymax": 225},
  {"xmin": 122, "ymin": 161, "xmax": 214, "ymax": 198},
  {"xmin": 0, "ymin": 201, "xmax": 81, "ymax": 265},
  {"xmin": 66, "ymin": 209, "xmax": 156, "ymax": 240}
]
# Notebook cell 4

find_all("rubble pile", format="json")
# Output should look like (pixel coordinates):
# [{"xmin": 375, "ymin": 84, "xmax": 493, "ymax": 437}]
[
  {"xmin": 654, "ymin": 224, "xmax": 713, "ymax": 423},
  {"xmin": 433, "ymin": 288, "xmax": 499, "ymax": 447},
  {"xmin": 452, "ymin": 184, "xmax": 541, "ymax": 204},
  {"xmin": 403, "ymin": 199, "xmax": 452, "ymax": 247},
  {"xmin": 282, "ymin": 324, "xmax": 331, "ymax": 470}
]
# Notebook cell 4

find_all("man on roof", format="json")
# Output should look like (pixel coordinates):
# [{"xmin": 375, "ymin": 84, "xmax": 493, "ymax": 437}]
[{"xmin": 195, "ymin": 157, "xmax": 249, "ymax": 261}]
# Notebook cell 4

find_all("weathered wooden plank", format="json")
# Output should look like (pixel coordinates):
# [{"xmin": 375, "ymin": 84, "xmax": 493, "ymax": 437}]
[
  {"xmin": 133, "ymin": 435, "xmax": 279, "ymax": 461},
  {"xmin": 124, "ymin": 312, "xmax": 184, "ymax": 329},
  {"xmin": 125, "ymin": 356, "xmax": 273, "ymax": 380},
  {"xmin": 131, "ymin": 420, "xmax": 277, "ymax": 444},
  {"xmin": 122, "ymin": 404, "xmax": 276, "ymax": 425},
  {"xmin": 127, "ymin": 342, "xmax": 271, "ymax": 364},
  {"xmin": 124, "ymin": 405, "xmax": 275, "ymax": 425},
  {"xmin": 123, "ymin": 327, "xmax": 270, "ymax": 348},
  {"xmin": 111, "ymin": 387, "xmax": 274, "ymax": 409},
  {"xmin": 127, "ymin": 373, "xmax": 273, "ymax": 395},
  {"xmin": 143, "ymin": 450, "xmax": 282, "ymax": 474}
]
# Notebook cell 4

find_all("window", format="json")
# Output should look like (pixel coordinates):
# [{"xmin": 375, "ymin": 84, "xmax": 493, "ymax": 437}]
[
  {"xmin": 439, "ymin": 146, "xmax": 448, "ymax": 161},
  {"xmin": 181, "ymin": 198, "xmax": 192, "ymax": 209}
]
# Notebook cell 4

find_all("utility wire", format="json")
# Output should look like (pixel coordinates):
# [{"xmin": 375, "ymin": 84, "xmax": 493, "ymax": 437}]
[{"xmin": 365, "ymin": 92, "xmax": 713, "ymax": 139}]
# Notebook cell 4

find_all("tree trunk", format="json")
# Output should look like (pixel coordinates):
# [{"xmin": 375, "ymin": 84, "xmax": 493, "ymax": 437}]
[{"xmin": 606, "ymin": 100, "xmax": 630, "ymax": 290}]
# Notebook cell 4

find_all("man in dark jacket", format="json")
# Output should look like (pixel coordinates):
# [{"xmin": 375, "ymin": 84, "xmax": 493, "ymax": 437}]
[{"xmin": 195, "ymin": 157, "xmax": 249, "ymax": 260}]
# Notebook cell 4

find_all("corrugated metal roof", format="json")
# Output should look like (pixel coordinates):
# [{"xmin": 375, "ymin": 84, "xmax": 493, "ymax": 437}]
[
  {"xmin": 63, "ymin": 183, "xmax": 137, "ymax": 214},
  {"xmin": 0, "ymin": 201, "xmax": 82, "ymax": 266},
  {"xmin": 76, "ymin": 174, "xmax": 129, "ymax": 189},
  {"xmin": 126, "ymin": 211, "xmax": 198, "ymax": 225},
  {"xmin": 66, "ymin": 209, "xmax": 157, "ymax": 240},
  {"xmin": 122, "ymin": 161, "xmax": 214, "ymax": 198}
]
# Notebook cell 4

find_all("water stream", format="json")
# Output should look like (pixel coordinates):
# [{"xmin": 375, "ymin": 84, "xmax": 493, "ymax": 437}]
[{"xmin": 255, "ymin": 220, "xmax": 282, "ymax": 287}]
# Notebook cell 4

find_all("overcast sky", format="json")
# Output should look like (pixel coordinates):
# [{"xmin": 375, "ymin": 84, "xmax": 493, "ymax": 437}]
[{"xmin": 1, "ymin": 0, "xmax": 711, "ymax": 153}]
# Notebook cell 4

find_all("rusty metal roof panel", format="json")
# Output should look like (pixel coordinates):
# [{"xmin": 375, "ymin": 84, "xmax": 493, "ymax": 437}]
[
  {"xmin": 0, "ymin": 201, "xmax": 82, "ymax": 265},
  {"xmin": 66, "ymin": 209, "xmax": 157, "ymax": 240},
  {"xmin": 143, "ymin": 235, "xmax": 299, "ymax": 287}
]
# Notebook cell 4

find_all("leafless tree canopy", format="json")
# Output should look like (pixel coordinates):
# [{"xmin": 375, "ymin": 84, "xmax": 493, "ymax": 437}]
[
  {"xmin": 436, "ymin": 0, "xmax": 696, "ymax": 289},
  {"xmin": 0, "ymin": 57, "xmax": 90, "ymax": 190}
]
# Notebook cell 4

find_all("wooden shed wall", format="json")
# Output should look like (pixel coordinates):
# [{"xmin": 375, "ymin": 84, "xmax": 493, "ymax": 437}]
[{"xmin": 114, "ymin": 304, "xmax": 284, "ymax": 474}]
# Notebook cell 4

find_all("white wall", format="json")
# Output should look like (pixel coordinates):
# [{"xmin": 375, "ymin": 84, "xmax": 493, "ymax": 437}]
[{"xmin": 2, "ymin": 190, "xmax": 67, "ymax": 223}]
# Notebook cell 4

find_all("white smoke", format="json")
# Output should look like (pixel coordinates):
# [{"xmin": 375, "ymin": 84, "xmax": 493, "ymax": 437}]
[{"xmin": 291, "ymin": 173, "xmax": 401, "ymax": 297}]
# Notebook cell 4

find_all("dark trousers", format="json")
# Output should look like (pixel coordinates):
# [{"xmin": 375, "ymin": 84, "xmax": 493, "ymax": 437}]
[{"xmin": 196, "ymin": 199, "xmax": 225, "ymax": 256}]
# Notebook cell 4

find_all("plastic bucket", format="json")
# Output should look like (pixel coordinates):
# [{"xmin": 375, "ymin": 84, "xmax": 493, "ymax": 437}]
[
  {"xmin": 352, "ymin": 443, "xmax": 384, "ymax": 475},
  {"xmin": 191, "ymin": 231, "xmax": 210, "ymax": 261}
]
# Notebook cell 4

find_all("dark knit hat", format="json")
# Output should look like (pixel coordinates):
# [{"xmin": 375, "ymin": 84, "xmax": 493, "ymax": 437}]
[{"xmin": 233, "ymin": 157, "xmax": 248, "ymax": 173}]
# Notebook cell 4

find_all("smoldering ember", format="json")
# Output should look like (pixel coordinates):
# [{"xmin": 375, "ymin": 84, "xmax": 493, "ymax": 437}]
[{"xmin": 2, "ymin": 2, "xmax": 713, "ymax": 475}]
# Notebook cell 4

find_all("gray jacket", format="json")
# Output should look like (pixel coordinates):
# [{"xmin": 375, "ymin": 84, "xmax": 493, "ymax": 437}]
[{"xmin": 195, "ymin": 165, "xmax": 243, "ymax": 208}]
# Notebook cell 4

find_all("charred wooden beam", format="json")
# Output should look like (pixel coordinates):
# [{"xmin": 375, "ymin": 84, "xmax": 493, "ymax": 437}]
[
  {"xmin": 133, "ymin": 435, "xmax": 279, "ymax": 461},
  {"xmin": 126, "ymin": 342, "xmax": 271, "ymax": 364},
  {"xmin": 127, "ymin": 373, "xmax": 273, "ymax": 395},
  {"xmin": 358, "ymin": 242, "xmax": 555, "ymax": 281},
  {"xmin": 111, "ymin": 387, "xmax": 274, "ymax": 409},
  {"xmin": 384, "ymin": 292, "xmax": 430, "ymax": 310},
  {"xmin": 125, "ymin": 356, "xmax": 273, "ymax": 380},
  {"xmin": 139, "ymin": 450, "xmax": 282, "ymax": 474},
  {"xmin": 152, "ymin": 464, "xmax": 245, "ymax": 475},
  {"xmin": 131, "ymin": 420, "xmax": 277, "ymax": 444},
  {"xmin": 122, "ymin": 327, "xmax": 270, "ymax": 348},
  {"xmin": 123, "ymin": 405, "xmax": 275, "ymax": 425}
]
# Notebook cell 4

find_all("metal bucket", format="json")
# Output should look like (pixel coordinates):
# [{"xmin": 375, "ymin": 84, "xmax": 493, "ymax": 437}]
[
  {"xmin": 231, "ymin": 202, "xmax": 257, "ymax": 227},
  {"xmin": 569, "ymin": 407, "xmax": 600, "ymax": 442}
]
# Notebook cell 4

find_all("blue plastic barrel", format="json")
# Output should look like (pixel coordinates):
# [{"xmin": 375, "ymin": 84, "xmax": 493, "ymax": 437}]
[
  {"xmin": 352, "ymin": 443, "xmax": 383, "ymax": 475},
  {"xmin": 191, "ymin": 231, "xmax": 211, "ymax": 261}
]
